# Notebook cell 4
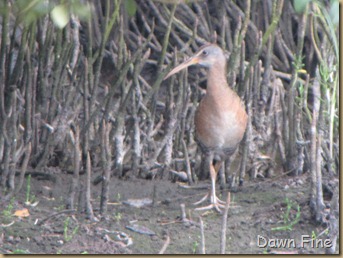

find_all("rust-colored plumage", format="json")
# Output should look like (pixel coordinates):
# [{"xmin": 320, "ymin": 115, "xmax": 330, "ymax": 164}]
[{"xmin": 164, "ymin": 44, "xmax": 248, "ymax": 212}]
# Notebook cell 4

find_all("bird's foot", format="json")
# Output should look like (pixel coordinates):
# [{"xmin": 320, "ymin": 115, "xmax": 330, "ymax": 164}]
[
  {"xmin": 194, "ymin": 202, "xmax": 226, "ymax": 213},
  {"xmin": 193, "ymin": 193, "xmax": 209, "ymax": 205},
  {"xmin": 193, "ymin": 193, "xmax": 226, "ymax": 213}
]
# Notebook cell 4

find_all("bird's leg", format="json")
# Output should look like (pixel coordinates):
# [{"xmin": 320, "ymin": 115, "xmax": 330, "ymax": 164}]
[
  {"xmin": 194, "ymin": 161, "xmax": 226, "ymax": 212},
  {"xmin": 218, "ymin": 161, "xmax": 226, "ymax": 190},
  {"xmin": 211, "ymin": 161, "xmax": 226, "ymax": 205}
]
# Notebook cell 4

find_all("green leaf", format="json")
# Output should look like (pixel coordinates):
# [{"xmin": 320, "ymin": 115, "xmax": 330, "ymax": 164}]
[
  {"xmin": 71, "ymin": 2, "xmax": 91, "ymax": 20},
  {"xmin": 125, "ymin": 0, "xmax": 137, "ymax": 17},
  {"xmin": 51, "ymin": 4, "xmax": 70, "ymax": 29},
  {"xmin": 329, "ymin": 0, "xmax": 339, "ymax": 25},
  {"xmin": 293, "ymin": 0, "xmax": 310, "ymax": 13},
  {"xmin": 12, "ymin": 249, "xmax": 30, "ymax": 254}
]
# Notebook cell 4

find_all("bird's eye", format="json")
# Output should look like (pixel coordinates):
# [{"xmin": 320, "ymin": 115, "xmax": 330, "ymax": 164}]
[{"xmin": 202, "ymin": 50, "xmax": 208, "ymax": 56}]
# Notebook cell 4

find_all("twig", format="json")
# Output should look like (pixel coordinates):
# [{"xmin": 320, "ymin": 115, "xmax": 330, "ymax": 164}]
[
  {"xmin": 199, "ymin": 216, "xmax": 206, "ymax": 254},
  {"xmin": 14, "ymin": 143, "xmax": 32, "ymax": 195},
  {"xmin": 243, "ymin": 0, "xmax": 284, "ymax": 88},
  {"xmin": 67, "ymin": 125, "xmax": 80, "ymax": 210},
  {"xmin": 100, "ymin": 120, "xmax": 112, "ymax": 215},
  {"xmin": 181, "ymin": 138, "xmax": 194, "ymax": 185},
  {"xmin": 177, "ymin": 183, "xmax": 208, "ymax": 190},
  {"xmin": 158, "ymin": 235, "xmax": 170, "ymax": 254},
  {"xmin": 163, "ymin": 3, "xmax": 207, "ymax": 45},
  {"xmin": 309, "ymin": 77, "xmax": 319, "ymax": 210},
  {"xmin": 180, "ymin": 203, "xmax": 187, "ymax": 220},
  {"xmin": 157, "ymin": 3, "xmax": 177, "ymax": 72},
  {"xmin": 220, "ymin": 192, "xmax": 231, "ymax": 254},
  {"xmin": 85, "ymin": 151, "xmax": 94, "ymax": 220},
  {"xmin": 178, "ymin": 203, "xmax": 200, "ymax": 227},
  {"xmin": 37, "ymin": 209, "xmax": 77, "ymax": 226}
]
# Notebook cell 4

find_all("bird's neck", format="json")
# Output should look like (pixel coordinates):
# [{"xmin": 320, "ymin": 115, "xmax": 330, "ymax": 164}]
[{"xmin": 206, "ymin": 61, "xmax": 232, "ymax": 97}]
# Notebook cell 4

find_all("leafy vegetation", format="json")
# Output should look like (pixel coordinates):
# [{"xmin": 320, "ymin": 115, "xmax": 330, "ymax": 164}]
[{"xmin": 271, "ymin": 198, "xmax": 301, "ymax": 231}]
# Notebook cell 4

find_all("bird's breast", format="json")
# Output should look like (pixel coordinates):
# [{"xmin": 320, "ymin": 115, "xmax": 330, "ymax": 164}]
[{"xmin": 194, "ymin": 91, "xmax": 247, "ymax": 152}]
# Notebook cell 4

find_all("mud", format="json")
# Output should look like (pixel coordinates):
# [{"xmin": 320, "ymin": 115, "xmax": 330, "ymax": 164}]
[{"xmin": 0, "ymin": 170, "xmax": 336, "ymax": 254}]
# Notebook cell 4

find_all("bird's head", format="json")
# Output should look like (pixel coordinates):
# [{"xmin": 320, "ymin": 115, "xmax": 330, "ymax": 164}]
[{"xmin": 164, "ymin": 44, "xmax": 226, "ymax": 80}]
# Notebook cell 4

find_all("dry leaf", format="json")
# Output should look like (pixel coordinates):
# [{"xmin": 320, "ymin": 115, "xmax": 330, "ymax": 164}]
[{"xmin": 14, "ymin": 208, "xmax": 30, "ymax": 217}]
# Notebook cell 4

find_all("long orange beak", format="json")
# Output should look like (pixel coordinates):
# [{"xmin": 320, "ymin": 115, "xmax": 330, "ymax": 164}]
[{"xmin": 164, "ymin": 56, "xmax": 200, "ymax": 80}]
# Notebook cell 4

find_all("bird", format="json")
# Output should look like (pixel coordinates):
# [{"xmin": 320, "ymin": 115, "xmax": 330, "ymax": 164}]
[{"xmin": 164, "ymin": 44, "xmax": 248, "ymax": 212}]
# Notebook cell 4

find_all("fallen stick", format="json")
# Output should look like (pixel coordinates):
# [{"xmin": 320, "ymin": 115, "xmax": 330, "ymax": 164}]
[{"xmin": 37, "ymin": 209, "xmax": 77, "ymax": 226}]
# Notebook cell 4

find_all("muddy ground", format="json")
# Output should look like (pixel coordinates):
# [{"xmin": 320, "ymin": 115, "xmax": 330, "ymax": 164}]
[{"xmin": 0, "ymin": 169, "xmax": 337, "ymax": 254}]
